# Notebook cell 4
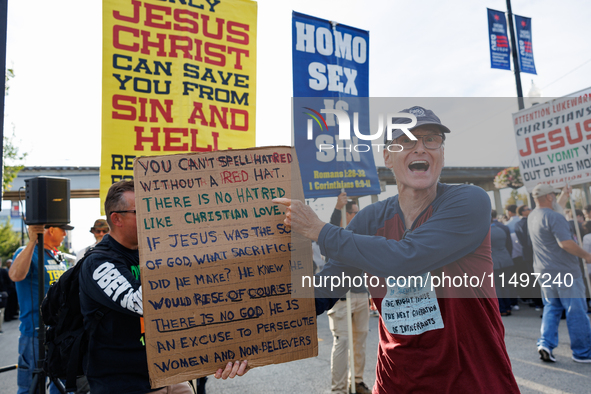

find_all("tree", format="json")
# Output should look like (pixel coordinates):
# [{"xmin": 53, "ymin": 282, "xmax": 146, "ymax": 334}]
[
  {"xmin": 5, "ymin": 67, "xmax": 13, "ymax": 94},
  {"xmin": 517, "ymin": 192, "xmax": 529, "ymax": 205},
  {"xmin": 504, "ymin": 189, "xmax": 529, "ymax": 207},
  {"xmin": 3, "ymin": 127, "xmax": 27, "ymax": 191},
  {"xmin": 0, "ymin": 217, "xmax": 21, "ymax": 261},
  {"xmin": 3, "ymin": 69, "xmax": 27, "ymax": 191},
  {"xmin": 58, "ymin": 244, "xmax": 71, "ymax": 255},
  {"xmin": 565, "ymin": 188, "xmax": 585, "ymax": 210}
]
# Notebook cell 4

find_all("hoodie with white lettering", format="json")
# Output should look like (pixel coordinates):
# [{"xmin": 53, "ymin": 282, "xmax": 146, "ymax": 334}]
[{"xmin": 79, "ymin": 234, "xmax": 150, "ymax": 394}]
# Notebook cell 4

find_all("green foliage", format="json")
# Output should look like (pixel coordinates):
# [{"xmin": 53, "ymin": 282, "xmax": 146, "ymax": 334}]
[
  {"xmin": 565, "ymin": 189, "xmax": 585, "ymax": 210},
  {"xmin": 3, "ymin": 69, "xmax": 27, "ymax": 191},
  {"xmin": 504, "ymin": 190, "xmax": 529, "ymax": 208},
  {"xmin": 5, "ymin": 68, "xmax": 14, "ymax": 95},
  {"xmin": 0, "ymin": 217, "xmax": 22, "ymax": 261},
  {"xmin": 505, "ymin": 190, "xmax": 518, "ymax": 206},
  {"xmin": 3, "ymin": 129, "xmax": 27, "ymax": 191}
]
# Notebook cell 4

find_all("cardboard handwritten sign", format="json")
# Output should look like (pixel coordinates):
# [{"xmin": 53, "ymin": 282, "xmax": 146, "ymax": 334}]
[{"xmin": 134, "ymin": 146, "xmax": 317, "ymax": 388}]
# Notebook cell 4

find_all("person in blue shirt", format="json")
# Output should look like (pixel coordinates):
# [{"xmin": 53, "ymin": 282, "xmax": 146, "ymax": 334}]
[
  {"xmin": 9, "ymin": 224, "xmax": 71, "ymax": 394},
  {"xmin": 528, "ymin": 183, "xmax": 591, "ymax": 363}
]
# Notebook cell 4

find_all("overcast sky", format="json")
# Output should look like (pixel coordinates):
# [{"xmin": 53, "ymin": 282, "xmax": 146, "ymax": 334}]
[{"xmin": 4, "ymin": 0, "xmax": 591, "ymax": 248}]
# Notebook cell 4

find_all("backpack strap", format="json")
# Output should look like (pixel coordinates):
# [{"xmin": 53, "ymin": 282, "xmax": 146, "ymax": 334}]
[
  {"xmin": 65, "ymin": 240, "xmax": 137, "ymax": 390},
  {"xmin": 54, "ymin": 263, "xmax": 84, "ymax": 334},
  {"xmin": 64, "ymin": 248, "xmax": 111, "ymax": 392}
]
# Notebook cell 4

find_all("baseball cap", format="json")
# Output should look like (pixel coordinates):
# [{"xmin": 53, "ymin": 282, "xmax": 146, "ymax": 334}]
[
  {"xmin": 532, "ymin": 183, "xmax": 560, "ymax": 198},
  {"xmin": 90, "ymin": 219, "xmax": 109, "ymax": 233},
  {"xmin": 45, "ymin": 224, "xmax": 74, "ymax": 230},
  {"xmin": 384, "ymin": 106, "xmax": 451, "ymax": 144}
]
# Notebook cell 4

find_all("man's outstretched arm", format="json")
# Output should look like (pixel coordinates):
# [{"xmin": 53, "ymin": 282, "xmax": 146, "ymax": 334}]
[
  {"xmin": 9, "ymin": 224, "xmax": 45, "ymax": 282},
  {"xmin": 558, "ymin": 239, "xmax": 591, "ymax": 263}
]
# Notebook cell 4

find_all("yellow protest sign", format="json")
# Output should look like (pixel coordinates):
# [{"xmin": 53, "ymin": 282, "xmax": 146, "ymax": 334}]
[{"xmin": 102, "ymin": 0, "xmax": 257, "ymax": 213}]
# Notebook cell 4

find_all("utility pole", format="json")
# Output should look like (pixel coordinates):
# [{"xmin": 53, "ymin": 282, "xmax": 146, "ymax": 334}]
[
  {"xmin": 0, "ymin": 0, "xmax": 7, "ymax": 208},
  {"xmin": 506, "ymin": 0, "xmax": 524, "ymax": 110}
]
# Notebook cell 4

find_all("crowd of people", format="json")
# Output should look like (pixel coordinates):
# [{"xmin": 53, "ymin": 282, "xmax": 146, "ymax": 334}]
[
  {"xmin": 497, "ymin": 202, "xmax": 591, "ymax": 242},
  {"xmin": 492, "ymin": 187, "xmax": 591, "ymax": 364},
  {"xmin": 494, "ymin": 199, "xmax": 591, "ymax": 311},
  {"xmin": 2, "ymin": 105, "xmax": 591, "ymax": 393}
]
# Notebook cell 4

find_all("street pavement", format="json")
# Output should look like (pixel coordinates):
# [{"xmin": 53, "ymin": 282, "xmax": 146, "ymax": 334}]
[{"xmin": 1, "ymin": 304, "xmax": 590, "ymax": 393}]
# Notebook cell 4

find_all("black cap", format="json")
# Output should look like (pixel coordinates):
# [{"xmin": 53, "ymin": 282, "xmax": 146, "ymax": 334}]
[{"xmin": 44, "ymin": 224, "xmax": 74, "ymax": 230}]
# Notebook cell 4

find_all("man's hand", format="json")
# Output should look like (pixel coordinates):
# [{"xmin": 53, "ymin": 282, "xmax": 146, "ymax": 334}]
[
  {"xmin": 335, "ymin": 192, "xmax": 348, "ymax": 210},
  {"xmin": 27, "ymin": 224, "xmax": 45, "ymax": 243},
  {"xmin": 9, "ymin": 224, "xmax": 46, "ymax": 282},
  {"xmin": 273, "ymin": 198, "xmax": 326, "ymax": 242},
  {"xmin": 557, "ymin": 186, "xmax": 572, "ymax": 209},
  {"xmin": 214, "ymin": 360, "xmax": 248, "ymax": 379}
]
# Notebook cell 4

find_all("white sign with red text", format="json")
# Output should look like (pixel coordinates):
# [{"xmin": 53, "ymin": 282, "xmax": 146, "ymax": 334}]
[{"xmin": 513, "ymin": 87, "xmax": 591, "ymax": 192}]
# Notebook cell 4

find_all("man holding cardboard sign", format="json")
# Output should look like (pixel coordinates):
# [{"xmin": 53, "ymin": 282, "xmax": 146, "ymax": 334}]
[
  {"xmin": 79, "ymin": 181, "xmax": 247, "ymax": 394},
  {"xmin": 275, "ymin": 106, "xmax": 519, "ymax": 393}
]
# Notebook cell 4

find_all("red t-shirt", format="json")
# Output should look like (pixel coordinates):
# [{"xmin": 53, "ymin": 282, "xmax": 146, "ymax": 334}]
[{"xmin": 317, "ymin": 184, "xmax": 520, "ymax": 393}]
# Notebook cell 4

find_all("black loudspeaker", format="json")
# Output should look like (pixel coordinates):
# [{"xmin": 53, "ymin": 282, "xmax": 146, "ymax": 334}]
[{"xmin": 25, "ymin": 176, "xmax": 70, "ymax": 225}]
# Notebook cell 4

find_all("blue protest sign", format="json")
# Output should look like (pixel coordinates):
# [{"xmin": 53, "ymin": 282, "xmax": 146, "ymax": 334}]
[
  {"xmin": 292, "ymin": 12, "xmax": 380, "ymax": 198},
  {"xmin": 514, "ymin": 15, "xmax": 537, "ymax": 75},
  {"xmin": 487, "ymin": 9, "xmax": 511, "ymax": 71}
]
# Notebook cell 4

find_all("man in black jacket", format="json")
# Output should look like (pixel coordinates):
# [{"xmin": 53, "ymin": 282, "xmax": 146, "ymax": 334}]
[{"xmin": 79, "ymin": 180, "xmax": 247, "ymax": 394}]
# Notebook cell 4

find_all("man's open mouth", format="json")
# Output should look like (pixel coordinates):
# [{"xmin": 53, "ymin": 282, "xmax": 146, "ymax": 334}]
[{"xmin": 408, "ymin": 160, "xmax": 430, "ymax": 172}]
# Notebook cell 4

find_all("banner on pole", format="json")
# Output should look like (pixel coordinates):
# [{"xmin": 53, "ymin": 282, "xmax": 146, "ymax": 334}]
[
  {"xmin": 513, "ymin": 87, "xmax": 591, "ymax": 192},
  {"xmin": 487, "ymin": 8, "xmax": 511, "ymax": 71},
  {"xmin": 101, "ymin": 0, "xmax": 257, "ymax": 213},
  {"xmin": 292, "ymin": 12, "xmax": 380, "ymax": 198},
  {"xmin": 514, "ymin": 15, "xmax": 537, "ymax": 75}
]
